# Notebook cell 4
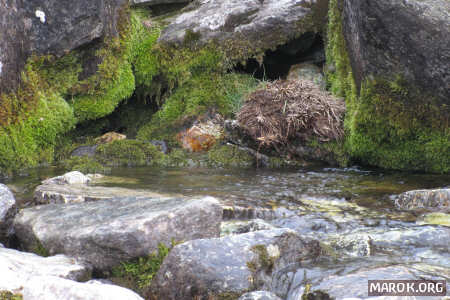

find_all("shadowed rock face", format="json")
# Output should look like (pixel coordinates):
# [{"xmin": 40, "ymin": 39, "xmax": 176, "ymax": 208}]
[
  {"xmin": 0, "ymin": 184, "xmax": 16, "ymax": 242},
  {"xmin": 0, "ymin": 0, "xmax": 127, "ymax": 93},
  {"xmin": 13, "ymin": 196, "xmax": 222, "ymax": 270},
  {"xmin": 341, "ymin": 0, "xmax": 450, "ymax": 102}
]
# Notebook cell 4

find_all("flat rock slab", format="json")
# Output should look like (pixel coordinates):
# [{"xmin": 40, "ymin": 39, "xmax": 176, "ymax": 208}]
[
  {"xmin": 0, "ymin": 184, "xmax": 16, "ymax": 242},
  {"xmin": 149, "ymin": 228, "xmax": 321, "ymax": 299},
  {"xmin": 34, "ymin": 183, "xmax": 169, "ymax": 205},
  {"xmin": 0, "ymin": 246, "xmax": 90, "ymax": 294},
  {"xmin": 14, "ymin": 196, "xmax": 222, "ymax": 270},
  {"xmin": 23, "ymin": 276, "xmax": 143, "ymax": 300},
  {"xmin": 395, "ymin": 188, "xmax": 450, "ymax": 212}
]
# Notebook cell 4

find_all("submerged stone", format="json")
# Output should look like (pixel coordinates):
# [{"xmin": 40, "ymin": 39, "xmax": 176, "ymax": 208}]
[
  {"xmin": 395, "ymin": 188, "xmax": 450, "ymax": 212},
  {"xmin": 239, "ymin": 291, "xmax": 282, "ymax": 300},
  {"xmin": 149, "ymin": 228, "xmax": 321, "ymax": 299},
  {"xmin": 13, "ymin": 196, "xmax": 222, "ymax": 270}
]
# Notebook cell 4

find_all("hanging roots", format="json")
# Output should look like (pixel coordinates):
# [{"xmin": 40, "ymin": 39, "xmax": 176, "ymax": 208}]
[{"xmin": 237, "ymin": 79, "xmax": 345, "ymax": 148}]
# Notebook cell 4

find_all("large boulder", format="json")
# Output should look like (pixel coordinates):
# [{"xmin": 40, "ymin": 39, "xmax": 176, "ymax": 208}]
[
  {"xmin": 0, "ymin": 246, "xmax": 90, "ymax": 294},
  {"xmin": 395, "ymin": 188, "xmax": 450, "ymax": 212},
  {"xmin": 159, "ymin": 0, "xmax": 328, "ymax": 58},
  {"xmin": 149, "ymin": 228, "xmax": 321, "ymax": 299},
  {"xmin": 14, "ymin": 196, "xmax": 222, "ymax": 270},
  {"xmin": 22, "ymin": 276, "xmax": 144, "ymax": 300},
  {"xmin": 0, "ymin": 184, "xmax": 16, "ymax": 242},
  {"xmin": 0, "ymin": 0, "xmax": 128, "ymax": 93},
  {"xmin": 341, "ymin": 0, "xmax": 449, "ymax": 102}
]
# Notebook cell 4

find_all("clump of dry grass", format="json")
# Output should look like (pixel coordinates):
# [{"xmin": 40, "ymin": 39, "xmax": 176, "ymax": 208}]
[{"xmin": 237, "ymin": 79, "xmax": 345, "ymax": 149}]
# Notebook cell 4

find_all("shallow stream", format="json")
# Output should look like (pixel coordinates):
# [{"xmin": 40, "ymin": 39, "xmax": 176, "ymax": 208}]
[{"xmin": 4, "ymin": 165, "xmax": 450, "ymax": 298}]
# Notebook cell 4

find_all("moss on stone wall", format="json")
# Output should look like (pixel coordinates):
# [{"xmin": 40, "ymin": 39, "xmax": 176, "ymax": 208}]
[{"xmin": 326, "ymin": 0, "xmax": 449, "ymax": 173}]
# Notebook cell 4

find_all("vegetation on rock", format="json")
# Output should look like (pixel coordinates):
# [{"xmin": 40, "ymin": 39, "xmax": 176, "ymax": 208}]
[
  {"xmin": 325, "ymin": 0, "xmax": 449, "ymax": 173},
  {"xmin": 111, "ymin": 243, "xmax": 170, "ymax": 296}
]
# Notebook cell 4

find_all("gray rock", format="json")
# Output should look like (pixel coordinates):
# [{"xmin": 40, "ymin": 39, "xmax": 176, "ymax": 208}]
[
  {"xmin": 341, "ymin": 0, "xmax": 450, "ymax": 102},
  {"xmin": 0, "ymin": 0, "xmax": 128, "ymax": 93},
  {"xmin": 14, "ymin": 196, "xmax": 222, "ymax": 270},
  {"xmin": 150, "ymin": 140, "xmax": 168, "ymax": 154},
  {"xmin": 395, "ymin": 188, "xmax": 450, "ymax": 212},
  {"xmin": 149, "ymin": 228, "xmax": 321, "ymax": 299},
  {"xmin": 300, "ymin": 265, "xmax": 448, "ymax": 300},
  {"xmin": 287, "ymin": 63, "xmax": 326, "ymax": 90},
  {"xmin": 34, "ymin": 180, "xmax": 167, "ymax": 204},
  {"xmin": 159, "ymin": 0, "xmax": 328, "ymax": 57},
  {"xmin": 221, "ymin": 219, "xmax": 276, "ymax": 236},
  {"xmin": 0, "ymin": 184, "xmax": 16, "ymax": 242},
  {"xmin": 131, "ymin": 0, "xmax": 190, "ymax": 6},
  {"xmin": 23, "ymin": 275, "xmax": 143, "ymax": 300},
  {"xmin": 42, "ymin": 171, "xmax": 91, "ymax": 185},
  {"xmin": 0, "ymin": 247, "xmax": 90, "ymax": 294},
  {"xmin": 71, "ymin": 145, "xmax": 99, "ymax": 158},
  {"xmin": 239, "ymin": 291, "xmax": 282, "ymax": 300}
]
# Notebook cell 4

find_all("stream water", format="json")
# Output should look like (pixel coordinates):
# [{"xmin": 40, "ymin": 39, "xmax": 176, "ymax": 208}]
[{"xmin": 4, "ymin": 165, "xmax": 450, "ymax": 298}]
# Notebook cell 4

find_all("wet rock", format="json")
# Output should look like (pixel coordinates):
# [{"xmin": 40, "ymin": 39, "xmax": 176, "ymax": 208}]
[
  {"xmin": 419, "ymin": 212, "xmax": 450, "ymax": 227},
  {"xmin": 0, "ymin": 0, "xmax": 128, "ymax": 93},
  {"xmin": 0, "ymin": 247, "xmax": 90, "ymax": 294},
  {"xmin": 94, "ymin": 132, "xmax": 126, "ymax": 144},
  {"xmin": 42, "ymin": 171, "xmax": 91, "ymax": 185},
  {"xmin": 33, "ymin": 171, "xmax": 166, "ymax": 204},
  {"xmin": 271, "ymin": 213, "xmax": 340, "ymax": 239},
  {"xmin": 287, "ymin": 63, "xmax": 326, "ymax": 90},
  {"xmin": 14, "ymin": 196, "xmax": 222, "ymax": 270},
  {"xmin": 299, "ymin": 265, "xmax": 448, "ymax": 300},
  {"xmin": 395, "ymin": 188, "xmax": 450, "ymax": 212},
  {"xmin": 221, "ymin": 219, "xmax": 276, "ymax": 236},
  {"xmin": 71, "ymin": 145, "xmax": 99, "ymax": 158},
  {"xmin": 328, "ymin": 225, "xmax": 450, "ymax": 265},
  {"xmin": 23, "ymin": 276, "xmax": 143, "ymax": 300},
  {"xmin": 239, "ymin": 291, "xmax": 282, "ymax": 300},
  {"xmin": 341, "ymin": 0, "xmax": 450, "ymax": 102},
  {"xmin": 159, "ymin": 0, "xmax": 328, "ymax": 57},
  {"xmin": 0, "ymin": 184, "xmax": 16, "ymax": 242},
  {"xmin": 222, "ymin": 205, "xmax": 296, "ymax": 221},
  {"xmin": 149, "ymin": 228, "xmax": 321, "ymax": 299}
]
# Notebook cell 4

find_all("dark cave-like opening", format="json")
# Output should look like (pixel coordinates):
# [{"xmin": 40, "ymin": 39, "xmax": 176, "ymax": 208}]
[{"xmin": 234, "ymin": 32, "xmax": 325, "ymax": 80}]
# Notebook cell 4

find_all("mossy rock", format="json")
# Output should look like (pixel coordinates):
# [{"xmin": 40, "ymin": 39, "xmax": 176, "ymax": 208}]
[
  {"xmin": 95, "ymin": 140, "xmax": 164, "ymax": 167},
  {"xmin": 325, "ymin": 0, "xmax": 449, "ymax": 173},
  {"xmin": 208, "ymin": 144, "xmax": 255, "ymax": 168}
]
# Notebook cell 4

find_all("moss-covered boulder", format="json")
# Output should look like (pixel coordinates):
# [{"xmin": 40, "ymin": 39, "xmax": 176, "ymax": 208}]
[
  {"xmin": 159, "ymin": 0, "xmax": 329, "ymax": 60},
  {"xmin": 326, "ymin": 0, "xmax": 450, "ymax": 173}
]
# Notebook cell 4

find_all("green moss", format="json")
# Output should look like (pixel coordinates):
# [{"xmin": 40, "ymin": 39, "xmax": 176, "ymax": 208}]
[
  {"xmin": 137, "ymin": 73, "xmax": 258, "ymax": 143},
  {"xmin": 326, "ymin": 0, "xmax": 449, "ymax": 173},
  {"xmin": 0, "ymin": 291, "xmax": 23, "ymax": 300},
  {"xmin": 32, "ymin": 239, "xmax": 50, "ymax": 257},
  {"xmin": 0, "ymin": 92, "xmax": 76, "ymax": 173},
  {"xmin": 422, "ymin": 213, "xmax": 450, "ymax": 227},
  {"xmin": 95, "ymin": 140, "xmax": 164, "ymax": 167},
  {"xmin": 111, "ymin": 243, "xmax": 170, "ymax": 295},
  {"xmin": 208, "ymin": 144, "xmax": 255, "ymax": 168}
]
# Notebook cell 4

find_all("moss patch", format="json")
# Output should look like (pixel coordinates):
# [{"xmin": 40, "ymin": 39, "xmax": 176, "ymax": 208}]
[
  {"xmin": 0, "ymin": 291, "xmax": 23, "ymax": 300},
  {"xmin": 95, "ymin": 140, "xmax": 164, "ymax": 167},
  {"xmin": 110, "ymin": 243, "xmax": 170, "ymax": 295},
  {"xmin": 208, "ymin": 144, "xmax": 255, "ymax": 168}
]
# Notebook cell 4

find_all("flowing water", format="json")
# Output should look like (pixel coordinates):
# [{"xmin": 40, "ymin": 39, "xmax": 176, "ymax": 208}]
[{"xmin": 4, "ymin": 165, "xmax": 450, "ymax": 297}]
